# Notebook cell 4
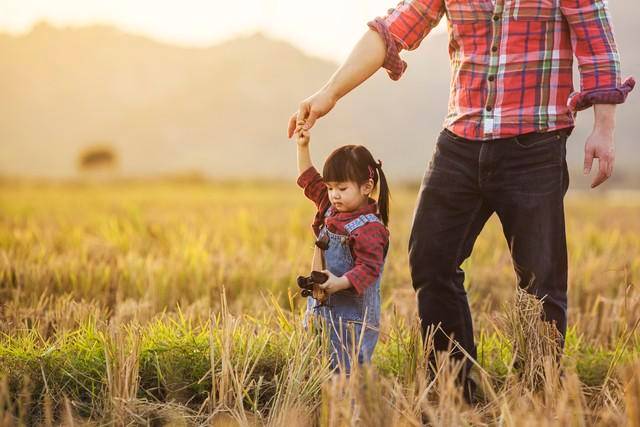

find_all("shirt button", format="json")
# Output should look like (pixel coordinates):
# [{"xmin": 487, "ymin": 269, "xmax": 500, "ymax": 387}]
[
  {"xmin": 486, "ymin": 106, "xmax": 493, "ymax": 112},
  {"xmin": 488, "ymin": 75, "xmax": 495, "ymax": 82},
  {"xmin": 491, "ymin": 46, "xmax": 498, "ymax": 53},
  {"xmin": 493, "ymin": 14, "xmax": 500, "ymax": 21}
]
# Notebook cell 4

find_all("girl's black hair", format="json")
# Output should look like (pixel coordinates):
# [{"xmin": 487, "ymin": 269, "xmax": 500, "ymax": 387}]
[{"xmin": 322, "ymin": 145, "xmax": 390, "ymax": 226}]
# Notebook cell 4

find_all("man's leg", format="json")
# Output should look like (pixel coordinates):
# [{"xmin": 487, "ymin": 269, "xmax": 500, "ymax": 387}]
[
  {"xmin": 486, "ymin": 131, "xmax": 570, "ymax": 344},
  {"xmin": 409, "ymin": 130, "xmax": 494, "ymax": 370}
]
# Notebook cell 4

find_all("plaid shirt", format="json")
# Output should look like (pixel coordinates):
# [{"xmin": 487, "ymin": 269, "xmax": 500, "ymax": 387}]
[
  {"xmin": 368, "ymin": 0, "xmax": 635, "ymax": 140},
  {"xmin": 297, "ymin": 166, "xmax": 389, "ymax": 295}
]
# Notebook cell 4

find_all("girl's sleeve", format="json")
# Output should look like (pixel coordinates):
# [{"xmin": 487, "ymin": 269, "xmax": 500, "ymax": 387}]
[
  {"xmin": 297, "ymin": 166, "xmax": 331, "ymax": 214},
  {"xmin": 344, "ymin": 223, "xmax": 390, "ymax": 295}
]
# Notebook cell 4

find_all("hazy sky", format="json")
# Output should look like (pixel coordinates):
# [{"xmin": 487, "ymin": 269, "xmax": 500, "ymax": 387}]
[{"xmin": 0, "ymin": 0, "xmax": 446, "ymax": 62}]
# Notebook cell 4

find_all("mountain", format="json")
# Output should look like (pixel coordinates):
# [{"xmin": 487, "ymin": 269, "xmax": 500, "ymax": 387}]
[
  {"xmin": 0, "ymin": 23, "xmax": 340, "ymax": 178},
  {"xmin": 0, "ymin": 6, "xmax": 638, "ymax": 185}
]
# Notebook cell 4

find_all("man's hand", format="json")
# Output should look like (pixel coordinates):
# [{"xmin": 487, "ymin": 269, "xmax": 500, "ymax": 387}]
[
  {"xmin": 287, "ymin": 89, "xmax": 337, "ymax": 138},
  {"xmin": 318, "ymin": 270, "xmax": 352, "ymax": 295},
  {"xmin": 584, "ymin": 104, "xmax": 617, "ymax": 189},
  {"xmin": 286, "ymin": 29, "xmax": 387, "ymax": 138},
  {"xmin": 583, "ymin": 130, "xmax": 615, "ymax": 188}
]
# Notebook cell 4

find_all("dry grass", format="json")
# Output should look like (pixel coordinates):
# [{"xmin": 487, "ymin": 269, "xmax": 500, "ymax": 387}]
[{"xmin": 0, "ymin": 181, "xmax": 639, "ymax": 425}]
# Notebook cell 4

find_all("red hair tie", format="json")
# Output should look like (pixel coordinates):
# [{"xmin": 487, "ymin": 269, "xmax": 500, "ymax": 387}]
[{"xmin": 368, "ymin": 165, "xmax": 375, "ymax": 180}]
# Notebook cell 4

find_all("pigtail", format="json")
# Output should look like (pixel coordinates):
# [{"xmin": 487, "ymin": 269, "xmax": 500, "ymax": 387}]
[{"xmin": 375, "ymin": 160, "xmax": 390, "ymax": 226}]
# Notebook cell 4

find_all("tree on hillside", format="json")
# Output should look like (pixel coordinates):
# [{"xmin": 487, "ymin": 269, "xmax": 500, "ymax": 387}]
[{"xmin": 77, "ymin": 144, "xmax": 119, "ymax": 178}]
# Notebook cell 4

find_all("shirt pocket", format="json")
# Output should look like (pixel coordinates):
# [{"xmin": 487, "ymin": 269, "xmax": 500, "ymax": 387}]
[
  {"xmin": 446, "ymin": 0, "xmax": 494, "ymax": 24},
  {"xmin": 510, "ymin": 0, "xmax": 559, "ymax": 21},
  {"xmin": 446, "ymin": 0, "xmax": 494, "ymax": 42}
]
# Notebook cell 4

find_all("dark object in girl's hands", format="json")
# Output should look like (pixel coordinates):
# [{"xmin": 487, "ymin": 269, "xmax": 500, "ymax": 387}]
[
  {"xmin": 297, "ymin": 271, "xmax": 329, "ymax": 298},
  {"xmin": 315, "ymin": 233, "xmax": 330, "ymax": 250}
]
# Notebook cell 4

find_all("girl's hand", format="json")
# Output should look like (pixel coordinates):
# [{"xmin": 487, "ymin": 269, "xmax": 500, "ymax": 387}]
[
  {"xmin": 295, "ymin": 120, "xmax": 310, "ymax": 147},
  {"xmin": 318, "ymin": 270, "xmax": 352, "ymax": 295}
]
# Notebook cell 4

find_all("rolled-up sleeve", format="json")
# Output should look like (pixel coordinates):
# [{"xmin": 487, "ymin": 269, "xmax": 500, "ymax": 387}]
[
  {"xmin": 297, "ymin": 166, "xmax": 328, "ymax": 209},
  {"xmin": 297, "ymin": 166, "xmax": 331, "ymax": 236},
  {"xmin": 561, "ymin": 0, "xmax": 635, "ymax": 112},
  {"xmin": 367, "ymin": 0, "xmax": 445, "ymax": 81}
]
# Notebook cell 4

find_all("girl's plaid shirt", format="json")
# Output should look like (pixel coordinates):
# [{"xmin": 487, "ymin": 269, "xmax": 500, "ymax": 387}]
[
  {"xmin": 297, "ymin": 166, "xmax": 389, "ymax": 295},
  {"xmin": 368, "ymin": 0, "xmax": 635, "ymax": 140}
]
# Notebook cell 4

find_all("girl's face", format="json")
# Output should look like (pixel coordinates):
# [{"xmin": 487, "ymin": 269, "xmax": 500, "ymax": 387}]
[{"xmin": 325, "ymin": 180, "xmax": 374, "ymax": 213}]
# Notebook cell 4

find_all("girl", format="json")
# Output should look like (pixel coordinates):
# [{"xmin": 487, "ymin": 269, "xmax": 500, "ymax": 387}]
[{"xmin": 294, "ymin": 122, "xmax": 390, "ymax": 373}]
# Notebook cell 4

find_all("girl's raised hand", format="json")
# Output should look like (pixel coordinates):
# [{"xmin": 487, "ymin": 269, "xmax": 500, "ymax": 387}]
[{"xmin": 295, "ymin": 120, "xmax": 310, "ymax": 147}]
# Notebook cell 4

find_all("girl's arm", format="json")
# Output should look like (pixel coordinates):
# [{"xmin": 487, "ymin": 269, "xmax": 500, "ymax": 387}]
[
  {"xmin": 319, "ymin": 223, "xmax": 389, "ymax": 295},
  {"xmin": 344, "ymin": 223, "xmax": 389, "ymax": 294},
  {"xmin": 295, "ymin": 128, "xmax": 331, "ymax": 216},
  {"xmin": 296, "ymin": 128, "xmax": 312, "ymax": 175}
]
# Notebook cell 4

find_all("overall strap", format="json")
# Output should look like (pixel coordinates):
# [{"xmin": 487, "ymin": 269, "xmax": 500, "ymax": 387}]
[{"xmin": 344, "ymin": 214, "xmax": 382, "ymax": 234}]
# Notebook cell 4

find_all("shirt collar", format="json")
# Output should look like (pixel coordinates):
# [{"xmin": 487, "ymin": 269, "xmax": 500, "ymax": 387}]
[{"xmin": 330, "ymin": 198, "xmax": 379, "ymax": 221}]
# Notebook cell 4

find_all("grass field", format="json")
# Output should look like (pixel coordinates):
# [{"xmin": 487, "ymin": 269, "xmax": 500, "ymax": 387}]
[{"xmin": 1, "ymin": 181, "xmax": 639, "ymax": 426}]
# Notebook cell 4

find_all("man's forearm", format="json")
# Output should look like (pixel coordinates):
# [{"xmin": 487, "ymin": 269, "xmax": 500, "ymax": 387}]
[
  {"xmin": 593, "ymin": 104, "xmax": 617, "ymax": 135},
  {"xmin": 322, "ymin": 29, "xmax": 386, "ymax": 102}
]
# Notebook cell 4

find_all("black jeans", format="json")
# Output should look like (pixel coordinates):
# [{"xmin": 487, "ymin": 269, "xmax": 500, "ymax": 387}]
[{"xmin": 409, "ymin": 127, "xmax": 571, "ymax": 376}]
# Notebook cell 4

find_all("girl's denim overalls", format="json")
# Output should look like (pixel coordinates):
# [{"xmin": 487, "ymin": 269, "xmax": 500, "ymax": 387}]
[{"xmin": 305, "ymin": 211, "xmax": 385, "ymax": 373}]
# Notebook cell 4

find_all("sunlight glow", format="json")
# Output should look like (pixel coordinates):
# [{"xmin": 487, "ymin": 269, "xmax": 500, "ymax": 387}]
[{"xmin": 0, "ymin": 0, "xmax": 446, "ymax": 61}]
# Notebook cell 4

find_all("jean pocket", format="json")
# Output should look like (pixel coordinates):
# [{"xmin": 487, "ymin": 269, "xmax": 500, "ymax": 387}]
[
  {"xmin": 329, "ymin": 291, "xmax": 365, "ymax": 322},
  {"xmin": 440, "ymin": 128, "xmax": 465, "ymax": 143},
  {"xmin": 514, "ymin": 132, "xmax": 563, "ymax": 149}
]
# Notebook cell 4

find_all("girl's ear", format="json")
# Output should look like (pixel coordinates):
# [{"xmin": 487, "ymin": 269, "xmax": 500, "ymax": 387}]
[{"xmin": 361, "ymin": 179, "xmax": 374, "ymax": 196}]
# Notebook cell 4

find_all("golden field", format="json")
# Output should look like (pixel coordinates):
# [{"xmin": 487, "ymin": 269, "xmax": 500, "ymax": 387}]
[{"xmin": 0, "ymin": 181, "xmax": 639, "ymax": 426}]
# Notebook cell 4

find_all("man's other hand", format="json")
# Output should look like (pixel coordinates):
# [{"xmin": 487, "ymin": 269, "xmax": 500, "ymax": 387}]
[{"xmin": 583, "ymin": 128, "xmax": 615, "ymax": 189}]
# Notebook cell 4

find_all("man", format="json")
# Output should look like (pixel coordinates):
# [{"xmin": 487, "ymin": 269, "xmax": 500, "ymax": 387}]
[{"xmin": 287, "ymin": 0, "xmax": 634, "ymax": 397}]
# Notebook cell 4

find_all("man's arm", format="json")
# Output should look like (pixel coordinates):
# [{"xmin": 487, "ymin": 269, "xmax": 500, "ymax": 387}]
[
  {"xmin": 560, "ymin": 0, "xmax": 634, "ymax": 114},
  {"xmin": 287, "ymin": 29, "xmax": 386, "ymax": 138},
  {"xmin": 287, "ymin": 0, "xmax": 445, "ymax": 137},
  {"xmin": 559, "ymin": 0, "xmax": 635, "ymax": 188}
]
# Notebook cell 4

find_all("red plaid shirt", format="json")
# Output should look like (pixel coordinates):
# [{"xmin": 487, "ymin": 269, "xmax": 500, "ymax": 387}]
[
  {"xmin": 297, "ymin": 166, "xmax": 389, "ymax": 295},
  {"xmin": 368, "ymin": 0, "xmax": 635, "ymax": 140}
]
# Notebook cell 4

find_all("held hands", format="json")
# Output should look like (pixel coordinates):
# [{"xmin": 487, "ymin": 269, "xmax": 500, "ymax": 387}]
[
  {"xmin": 317, "ymin": 270, "xmax": 352, "ymax": 295},
  {"xmin": 287, "ymin": 89, "xmax": 337, "ymax": 138}
]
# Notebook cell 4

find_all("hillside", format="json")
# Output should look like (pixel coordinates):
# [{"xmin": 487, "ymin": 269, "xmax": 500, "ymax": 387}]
[{"xmin": 0, "ymin": 5, "xmax": 637, "ymax": 184}]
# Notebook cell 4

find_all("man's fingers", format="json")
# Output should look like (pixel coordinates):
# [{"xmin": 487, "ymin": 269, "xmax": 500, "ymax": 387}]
[
  {"xmin": 583, "ymin": 148, "xmax": 594, "ymax": 175},
  {"xmin": 591, "ymin": 158, "xmax": 610, "ymax": 188},
  {"xmin": 304, "ymin": 111, "xmax": 319, "ymax": 130},
  {"xmin": 288, "ymin": 102, "xmax": 310, "ymax": 138},
  {"xmin": 287, "ymin": 112, "xmax": 298, "ymax": 138},
  {"xmin": 296, "ymin": 103, "xmax": 310, "ymax": 131},
  {"xmin": 606, "ymin": 150, "xmax": 615, "ymax": 177}
]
